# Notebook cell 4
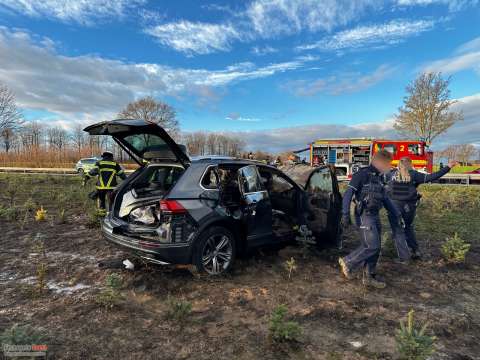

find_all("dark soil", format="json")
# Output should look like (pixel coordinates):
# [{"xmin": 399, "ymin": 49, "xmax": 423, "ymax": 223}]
[{"xmin": 1, "ymin": 174, "xmax": 479, "ymax": 360}]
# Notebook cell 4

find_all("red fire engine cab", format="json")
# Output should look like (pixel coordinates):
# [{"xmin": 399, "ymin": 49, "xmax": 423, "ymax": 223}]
[{"xmin": 309, "ymin": 138, "xmax": 433, "ymax": 177}]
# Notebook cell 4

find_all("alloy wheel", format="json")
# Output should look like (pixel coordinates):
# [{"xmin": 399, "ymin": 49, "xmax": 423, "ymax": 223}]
[{"xmin": 201, "ymin": 234, "xmax": 233, "ymax": 275}]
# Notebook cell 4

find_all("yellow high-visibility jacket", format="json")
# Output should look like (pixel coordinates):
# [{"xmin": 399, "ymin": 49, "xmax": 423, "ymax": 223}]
[{"xmin": 89, "ymin": 160, "xmax": 126, "ymax": 190}]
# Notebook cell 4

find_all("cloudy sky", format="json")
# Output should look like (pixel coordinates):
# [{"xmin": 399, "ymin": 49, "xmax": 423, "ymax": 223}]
[{"xmin": 0, "ymin": 0, "xmax": 479, "ymax": 151}]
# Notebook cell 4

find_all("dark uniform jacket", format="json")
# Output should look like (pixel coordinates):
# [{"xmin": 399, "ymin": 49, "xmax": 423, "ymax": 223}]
[
  {"xmin": 385, "ymin": 166, "xmax": 451, "ymax": 202},
  {"xmin": 89, "ymin": 159, "xmax": 125, "ymax": 190},
  {"xmin": 342, "ymin": 165, "xmax": 399, "ymax": 217}
]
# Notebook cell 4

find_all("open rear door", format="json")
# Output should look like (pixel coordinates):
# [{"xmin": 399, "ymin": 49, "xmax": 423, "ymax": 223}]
[
  {"xmin": 237, "ymin": 165, "xmax": 273, "ymax": 246},
  {"xmin": 84, "ymin": 119, "xmax": 190, "ymax": 167},
  {"xmin": 304, "ymin": 165, "xmax": 342, "ymax": 247}
]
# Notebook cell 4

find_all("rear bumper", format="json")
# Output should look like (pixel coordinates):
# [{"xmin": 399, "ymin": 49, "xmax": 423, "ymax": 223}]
[{"xmin": 101, "ymin": 216, "xmax": 192, "ymax": 265}]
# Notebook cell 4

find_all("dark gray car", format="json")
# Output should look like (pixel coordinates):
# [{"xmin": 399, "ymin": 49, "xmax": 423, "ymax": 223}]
[{"xmin": 84, "ymin": 119, "xmax": 342, "ymax": 275}]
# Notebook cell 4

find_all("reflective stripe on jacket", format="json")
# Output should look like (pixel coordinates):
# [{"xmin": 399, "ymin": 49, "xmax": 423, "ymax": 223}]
[{"xmin": 91, "ymin": 160, "xmax": 124, "ymax": 190}]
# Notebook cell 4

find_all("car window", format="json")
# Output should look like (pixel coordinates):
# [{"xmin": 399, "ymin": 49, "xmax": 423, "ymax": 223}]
[
  {"xmin": 383, "ymin": 144, "xmax": 397, "ymax": 155},
  {"xmin": 141, "ymin": 166, "xmax": 184, "ymax": 191},
  {"xmin": 82, "ymin": 159, "xmax": 96, "ymax": 164},
  {"xmin": 201, "ymin": 167, "xmax": 219, "ymax": 189},
  {"xmin": 408, "ymin": 144, "xmax": 421, "ymax": 155},
  {"xmin": 307, "ymin": 168, "xmax": 333, "ymax": 193},
  {"xmin": 259, "ymin": 169, "xmax": 293, "ymax": 193},
  {"xmin": 239, "ymin": 165, "xmax": 262, "ymax": 193},
  {"xmin": 122, "ymin": 133, "xmax": 168, "ymax": 156}
]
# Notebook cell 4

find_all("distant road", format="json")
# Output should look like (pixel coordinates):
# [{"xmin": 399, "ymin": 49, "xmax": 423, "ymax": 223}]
[{"xmin": 1, "ymin": 167, "xmax": 478, "ymax": 185}]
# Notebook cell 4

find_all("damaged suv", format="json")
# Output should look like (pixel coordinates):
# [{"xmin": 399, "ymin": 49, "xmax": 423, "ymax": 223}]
[{"xmin": 84, "ymin": 119, "xmax": 342, "ymax": 275}]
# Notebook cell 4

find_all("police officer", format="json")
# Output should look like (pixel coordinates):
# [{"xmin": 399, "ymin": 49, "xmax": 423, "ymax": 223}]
[
  {"xmin": 88, "ymin": 151, "xmax": 126, "ymax": 210},
  {"xmin": 339, "ymin": 150, "xmax": 407, "ymax": 289},
  {"xmin": 386, "ymin": 157, "xmax": 458, "ymax": 259}
]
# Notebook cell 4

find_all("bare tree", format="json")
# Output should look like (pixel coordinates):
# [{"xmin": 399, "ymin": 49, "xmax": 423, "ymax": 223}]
[
  {"xmin": 394, "ymin": 72, "xmax": 463, "ymax": 144},
  {"xmin": 47, "ymin": 127, "xmax": 68, "ymax": 151},
  {"xmin": 207, "ymin": 133, "xmax": 217, "ymax": 155},
  {"xmin": 0, "ymin": 84, "xmax": 23, "ymax": 152},
  {"xmin": 456, "ymin": 144, "xmax": 476, "ymax": 165},
  {"xmin": 119, "ymin": 96, "xmax": 179, "ymax": 136},
  {"xmin": 71, "ymin": 124, "xmax": 87, "ymax": 154},
  {"xmin": 183, "ymin": 131, "xmax": 245, "ymax": 157},
  {"xmin": 19, "ymin": 121, "xmax": 44, "ymax": 148},
  {"xmin": 1, "ymin": 128, "xmax": 15, "ymax": 153}
]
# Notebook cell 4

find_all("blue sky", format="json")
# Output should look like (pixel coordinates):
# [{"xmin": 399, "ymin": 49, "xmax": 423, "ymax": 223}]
[{"xmin": 0, "ymin": 0, "xmax": 479, "ymax": 151}]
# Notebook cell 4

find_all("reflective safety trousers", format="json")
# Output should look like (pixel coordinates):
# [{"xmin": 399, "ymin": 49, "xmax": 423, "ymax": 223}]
[{"xmin": 93, "ymin": 160, "xmax": 124, "ymax": 190}]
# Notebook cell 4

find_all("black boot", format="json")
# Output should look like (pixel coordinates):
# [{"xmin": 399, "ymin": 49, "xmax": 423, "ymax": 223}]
[{"xmin": 362, "ymin": 272, "xmax": 386, "ymax": 289}]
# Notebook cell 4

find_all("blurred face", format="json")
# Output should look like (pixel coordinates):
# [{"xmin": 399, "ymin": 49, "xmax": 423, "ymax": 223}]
[
  {"xmin": 372, "ymin": 158, "xmax": 392, "ymax": 173},
  {"xmin": 400, "ymin": 158, "xmax": 413, "ymax": 170}
]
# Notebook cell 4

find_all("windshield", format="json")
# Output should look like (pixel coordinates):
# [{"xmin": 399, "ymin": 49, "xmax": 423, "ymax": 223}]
[{"xmin": 82, "ymin": 159, "xmax": 97, "ymax": 164}]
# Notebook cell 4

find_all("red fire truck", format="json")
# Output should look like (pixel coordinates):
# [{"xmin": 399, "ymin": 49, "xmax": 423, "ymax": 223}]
[{"xmin": 309, "ymin": 138, "xmax": 433, "ymax": 177}]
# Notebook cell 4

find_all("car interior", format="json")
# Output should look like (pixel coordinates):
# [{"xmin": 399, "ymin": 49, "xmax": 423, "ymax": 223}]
[
  {"xmin": 115, "ymin": 164, "xmax": 185, "ymax": 219},
  {"xmin": 201, "ymin": 164, "xmax": 300, "ymax": 238},
  {"xmin": 130, "ymin": 164, "xmax": 185, "ymax": 197},
  {"xmin": 258, "ymin": 168, "xmax": 300, "ymax": 238}
]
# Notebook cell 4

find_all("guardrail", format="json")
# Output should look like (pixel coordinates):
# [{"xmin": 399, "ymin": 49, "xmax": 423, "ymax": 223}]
[
  {"xmin": 0, "ymin": 167, "xmax": 135, "ymax": 176},
  {"xmin": 440, "ymin": 173, "xmax": 480, "ymax": 185}
]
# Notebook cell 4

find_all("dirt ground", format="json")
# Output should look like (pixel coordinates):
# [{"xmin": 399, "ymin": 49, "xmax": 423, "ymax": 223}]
[{"xmin": 0, "ymin": 174, "xmax": 479, "ymax": 360}]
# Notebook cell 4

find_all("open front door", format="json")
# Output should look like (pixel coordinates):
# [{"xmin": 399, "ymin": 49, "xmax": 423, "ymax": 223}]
[
  {"xmin": 304, "ymin": 165, "xmax": 342, "ymax": 247},
  {"xmin": 237, "ymin": 165, "xmax": 273, "ymax": 246}
]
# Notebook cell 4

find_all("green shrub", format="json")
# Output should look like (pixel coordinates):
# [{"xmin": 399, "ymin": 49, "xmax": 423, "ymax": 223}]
[
  {"xmin": 441, "ymin": 233, "xmax": 470, "ymax": 264},
  {"xmin": 0, "ymin": 206, "xmax": 20, "ymax": 221},
  {"xmin": 269, "ymin": 305, "xmax": 302, "ymax": 343},
  {"xmin": 0, "ymin": 324, "xmax": 46, "ymax": 345},
  {"xmin": 165, "ymin": 297, "xmax": 192, "ymax": 322},
  {"xmin": 96, "ymin": 273, "xmax": 124, "ymax": 309},
  {"xmin": 396, "ymin": 310, "xmax": 436, "ymax": 360}
]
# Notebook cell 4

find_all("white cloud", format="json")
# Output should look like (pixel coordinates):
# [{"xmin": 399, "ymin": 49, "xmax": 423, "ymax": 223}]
[
  {"xmin": 145, "ymin": 21, "xmax": 241, "ymax": 55},
  {"xmin": 246, "ymin": 0, "xmax": 383, "ymax": 37},
  {"xmin": 396, "ymin": 0, "xmax": 479, "ymax": 11},
  {"xmin": 423, "ymin": 36, "xmax": 480, "ymax": 74},
  {"xmin": 228, "ymin": 93, "xmax": 480, "ymax": 152},
  {"xmin": 455, "ymin": 36, "xmax": 480, "ymax": 54},
  {"xmin": 0, "ymin": 0, "xmax": 144, "ymax": 25},
  {"xmin": 251, "ymin": 45, "xmax": 278, "ymax": 56},
  {"xmin": 298, "ymin": 19, "xmax": 435, "ymax": 51},
  {"xmin": 283, "ymin": 64, "xmax": 397, "ymax": 96},
  {"xmin": 144, "ymin": 0, "xmax": 385, "ymax": 54},
  {"xmin": 226, "ymin": 113, "xmax": 261, "ymax": 122},
  {"xmin": 0, "ymin": 27, "xmax": 313, "ymax": 121}
]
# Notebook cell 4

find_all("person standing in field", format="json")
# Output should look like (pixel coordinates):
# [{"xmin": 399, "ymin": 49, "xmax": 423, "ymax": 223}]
[
  {"xmin": 89, "ymin": 151, "xmax": 126, "ymax": 210},
  {"xmin": 339, "ymin": 150, "xmax": 405, "ymax": 289},
  {"xmin": 386, "ymin": 157, "xmax": 458, "ymax": 259}
]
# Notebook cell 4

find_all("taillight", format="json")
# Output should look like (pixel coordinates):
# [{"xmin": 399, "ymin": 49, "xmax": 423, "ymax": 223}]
[{"xmin": 159, "ymin": 200, "xmax": 186, "ymax": 214}]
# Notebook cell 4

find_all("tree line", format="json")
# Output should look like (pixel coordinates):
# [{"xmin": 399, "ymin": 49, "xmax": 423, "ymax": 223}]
[{"xmin": 0, "ymin": 88, "xmax": 247, "ymax": 167}]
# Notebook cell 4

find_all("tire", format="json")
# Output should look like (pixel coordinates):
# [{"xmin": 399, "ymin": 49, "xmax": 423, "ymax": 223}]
[
  {"xmin": 78, "ymin": 168, "xmax": 84, "ymax": 176},
  {"xmin": 193, "ymin": 226, "xmax": 236, "ymax": 275}
]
